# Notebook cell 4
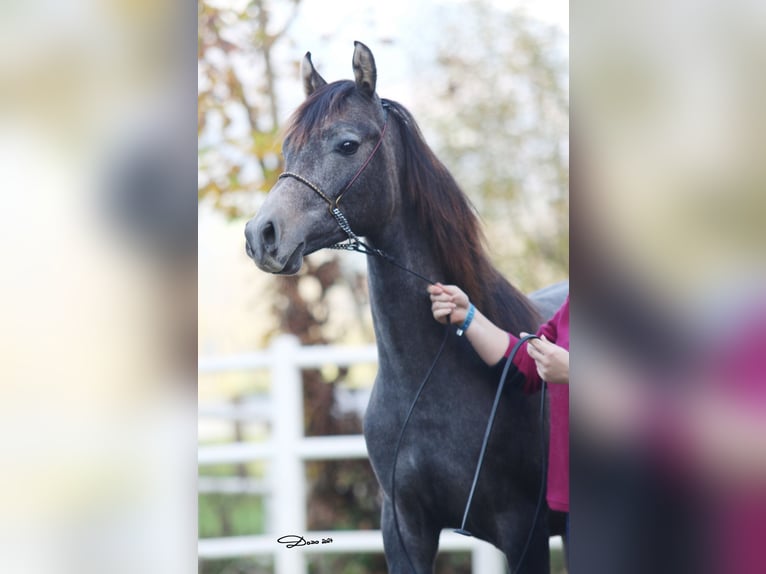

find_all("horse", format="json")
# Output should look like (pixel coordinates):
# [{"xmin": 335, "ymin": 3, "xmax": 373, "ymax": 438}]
[{"xmin": 245, "ymin": 41, "xmax": 567, "ymax": 573}]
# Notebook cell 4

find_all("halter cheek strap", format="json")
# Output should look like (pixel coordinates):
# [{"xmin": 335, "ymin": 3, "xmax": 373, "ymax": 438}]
[
  {"xmin": 277, "ymin": 112, "xmax": 388, "ymax": 244},
  {"xmin": 276, "ymin": 171, "xmax": 367, "ymax": 246},
  {"xmin": 277, "ymin": 171, "xmax": 333, "ymax": 206}
]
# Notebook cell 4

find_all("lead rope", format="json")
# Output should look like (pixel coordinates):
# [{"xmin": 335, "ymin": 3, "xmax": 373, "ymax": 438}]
[
  {"xmin": 455, "ymin": 335, "xmax": 539, "ymax": 535},
  {"xmin": 329, "ymin": 237, "xmax": 437, "ymax": 286},
  {"xmin": 454, "ymin": 334, "xmax": 547, "ymax": 574}
]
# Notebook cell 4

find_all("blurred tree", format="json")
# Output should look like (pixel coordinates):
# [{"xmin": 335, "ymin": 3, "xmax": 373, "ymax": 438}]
[
  {"xmin": 198, "ymin": 0, "xmax": 301, "ymax": 216},
  {"xmin": 417, "ymin": 0, "xmax": 569, "ymax": 291}
]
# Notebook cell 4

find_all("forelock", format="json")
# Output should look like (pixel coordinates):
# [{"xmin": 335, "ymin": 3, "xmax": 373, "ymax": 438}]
[{"xmin": 284, "ymin": 80, "xmax": 357, "ymax": 147}]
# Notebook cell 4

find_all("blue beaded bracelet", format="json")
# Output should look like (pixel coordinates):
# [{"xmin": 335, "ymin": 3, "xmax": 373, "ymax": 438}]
[{"xmin": 456, "ymin": 303, "xmax": 475, "ymax": 336}]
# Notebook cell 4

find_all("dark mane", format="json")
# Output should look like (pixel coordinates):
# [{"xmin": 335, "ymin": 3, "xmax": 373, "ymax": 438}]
[
  {"xmin": 382, "ymin": 98, "xmax": 542, "ymax": 332},
  {"xmin": 284, "ymin": 80, "xmax": 357, "ymax": 148}
]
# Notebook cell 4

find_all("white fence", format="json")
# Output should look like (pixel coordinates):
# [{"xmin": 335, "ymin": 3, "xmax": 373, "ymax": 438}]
[{"xmin": 199, "ymin": 334, "xmax": 559, "ymax": 573}]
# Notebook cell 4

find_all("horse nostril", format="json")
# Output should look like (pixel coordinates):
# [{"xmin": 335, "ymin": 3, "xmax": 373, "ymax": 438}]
[
  {"xmin": 244, "ymin": 218, "xmax": 264, "ymax": 260},
  {"xmin": 260, "ymin": 221, "xmax": 277, "ymax": 253}
]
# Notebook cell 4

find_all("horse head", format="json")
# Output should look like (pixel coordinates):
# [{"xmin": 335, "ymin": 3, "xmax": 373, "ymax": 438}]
[{"xmin": 245, "ymin": 42, "xmax": 394, "ymax": 274}]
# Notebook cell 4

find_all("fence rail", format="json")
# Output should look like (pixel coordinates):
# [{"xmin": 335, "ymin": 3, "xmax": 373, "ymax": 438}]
[{"xmin": 199, "ymin": 334, "xmax": 558, "ymax": 573}]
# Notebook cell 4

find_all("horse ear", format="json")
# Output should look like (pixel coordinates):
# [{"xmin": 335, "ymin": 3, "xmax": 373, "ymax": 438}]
[
  {"xmin": 352, "ymin": 41, "xmax": 377, "ymax": 99},
  {"xmin": 301, "ymin": 51, "xmax": 327, "ymax": 98}
]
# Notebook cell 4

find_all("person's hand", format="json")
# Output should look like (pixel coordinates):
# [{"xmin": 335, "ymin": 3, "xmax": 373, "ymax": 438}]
[
  {"xmin": 427, "ymin": 283, "xmax": 470, "ymax": 325},
  {"xmin": 521, "ymin": 332, "xmax": 569, "ymax": 384}
]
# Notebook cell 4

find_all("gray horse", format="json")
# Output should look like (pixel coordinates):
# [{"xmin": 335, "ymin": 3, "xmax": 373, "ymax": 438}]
[{"xmin": 246, "ymin": 41, "xmax": 567, "ymax": 573}]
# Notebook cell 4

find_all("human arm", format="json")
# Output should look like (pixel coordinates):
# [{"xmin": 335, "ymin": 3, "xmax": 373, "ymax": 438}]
[{"xmin": 429, "ymin": 284, "xmax": 569, "ymax": 386}]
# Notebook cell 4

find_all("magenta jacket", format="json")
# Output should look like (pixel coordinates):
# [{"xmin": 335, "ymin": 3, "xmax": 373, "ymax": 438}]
[{"xmin": 504, "ymin": 295, "xmax": 569, "ymax": 513}]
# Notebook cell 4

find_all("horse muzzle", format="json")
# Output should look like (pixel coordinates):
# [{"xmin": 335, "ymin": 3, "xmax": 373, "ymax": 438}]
[{"xmin": 245, "ymin": 216, "xmax": 305, "ymax": 275}]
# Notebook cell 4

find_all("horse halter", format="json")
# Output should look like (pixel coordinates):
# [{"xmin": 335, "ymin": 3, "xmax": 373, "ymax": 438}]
[{"xmin": 277, "ymin": 107, "xmax": 389, "ymax": 253}]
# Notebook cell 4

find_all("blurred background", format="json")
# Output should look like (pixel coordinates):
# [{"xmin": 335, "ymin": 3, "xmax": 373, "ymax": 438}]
[
  {"xmin": 0, "ymin": 0, "xmax": 196, "ymax": 573},
  {"xmin": 571, "ymin": 1, "xmax": 766, "ymax": 573},
  {"xmin": 198, "ymin": 0, "xmax": 568, "ymax": 573}
]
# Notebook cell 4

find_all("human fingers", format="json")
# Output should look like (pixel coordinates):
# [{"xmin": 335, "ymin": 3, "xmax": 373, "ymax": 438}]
[
  {"xmin": 526, "ymin": 342, "xmax": 543, "ymax": 361},
  {"xmin": 433, "ymin": 306, "xmax": 453, "ymax": 317},
  {"xmin": 431, "ymin": 300, "xmax": 456, "ymax": 312},
  {"xmin": 529, "ymin": 336, "xmax": 556, "ymax": 354},
  {"xmin": 429, "ymin": 290, "xmax": 452, "ymax": 302},
  {"xmin": 431, "ymin": 301, "xmax": 456, "ymax": 323},
  {"xmin": 432, "ymin": 305, "xmax": 453, "ymax": 323},
  {"xmin": 439, "ymin": 284, "xmax": 467, "ymax": 302},
  {"xmin": 427, "ymin": 283, "xmax": 444, "ymax": 295},
  {"xmin": 527, "ymin": 338, "xmax": 546, "ymax": 353}
]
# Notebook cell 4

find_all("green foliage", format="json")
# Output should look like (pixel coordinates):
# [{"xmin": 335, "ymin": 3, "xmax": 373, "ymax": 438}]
[
  {"xmin": 305, "ymin": 551, "xmax": 472, "ymax": 574},
  {"xmin": 305, "ymin": 460, "xmax": 381, "ymax": 531},
  {"xmin": 199, "ymin": 492, "xmax": 266, "ymax": 538},
  {"xmin": 307, "ymin": 553, "xmax": 387, "ymax": 574},
  {"xmin": 199, "ymin": 556, "xmax": 273, "ymax": 574},
  {"xmin": 551, "ymin": 545, "xmax": 568, "ymax": 574}
]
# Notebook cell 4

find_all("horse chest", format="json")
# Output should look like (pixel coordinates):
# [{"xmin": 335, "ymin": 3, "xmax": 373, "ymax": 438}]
[{"xmin": 363, "ymin": 362, "xmax": 485, "ymax": 475}]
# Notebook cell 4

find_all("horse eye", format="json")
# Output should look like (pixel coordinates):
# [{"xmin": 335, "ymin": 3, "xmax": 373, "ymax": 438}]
[{"xmin": 337, "ymin": 140, "xmax": 360, "ymax": 156}]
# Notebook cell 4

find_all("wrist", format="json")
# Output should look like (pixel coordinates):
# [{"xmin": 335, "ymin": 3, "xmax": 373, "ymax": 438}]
[{"xmin": 461, "ymin": 310, "xmax": 512, "ymax": 366}]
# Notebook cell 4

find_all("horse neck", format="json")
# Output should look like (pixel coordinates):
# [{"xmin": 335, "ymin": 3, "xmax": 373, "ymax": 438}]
[
  {"xmin": 359, "ymin": 116, "xmax": 534, "ymax": 370},
  {"xmin": 364, "ymin": 205, "xmax": 450, "ymax": 365},
  {"xmin": 362, "ymin": 204, "xmax": 534, "ymax": 371}
]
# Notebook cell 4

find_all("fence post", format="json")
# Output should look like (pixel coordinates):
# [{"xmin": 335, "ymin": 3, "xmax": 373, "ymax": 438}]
[
  {"xmin": 271, "ymin": 335, "xmax": 306, "ymax": 574},
  {"xmin": 472, "ymin": 542, "xmax": 508, "ymax": 573}
]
